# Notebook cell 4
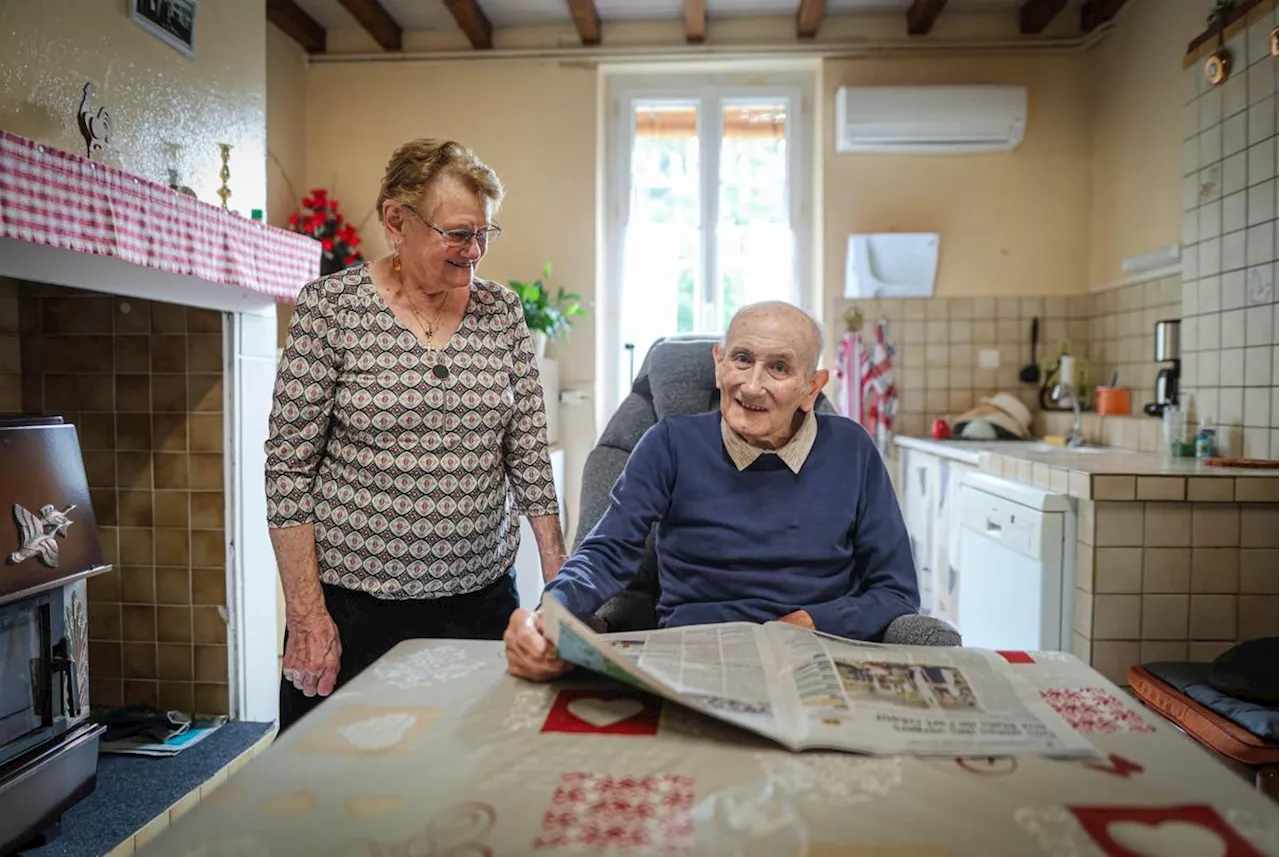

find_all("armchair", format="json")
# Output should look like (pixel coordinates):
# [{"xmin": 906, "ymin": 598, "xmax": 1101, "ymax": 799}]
[{"xmin": 574, "ymin": 335, "xmax": 961, "ymax": 648}]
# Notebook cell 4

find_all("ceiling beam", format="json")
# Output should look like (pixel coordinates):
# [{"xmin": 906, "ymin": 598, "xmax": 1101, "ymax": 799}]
[
  {"xmin": 906, "ymin": 0, "xmax": 947, "ymax": 35},
  {"xmin": 442, "ymin": 0, "xmax": 493, "ymax": 49},
  {"xmin": 337, "ymin": 0, "xmax": 402, "ymax": 50},
  {"xmin": 684, "ymin": 0, "xmax": 706, "ymax": 44},
  {"xmin": 1018, "ymin": 0, "xmax": 1067, "ymax": 34},
  {"xmin": 796, "ymin": 0, "xmax": 824, "ymax": 39},
  {"xmin": 566, "ymin": 0, "xmax": 601, "ymax": 46},
  {"xmin": 1080, "ymin": 0, "xmax": 1128, "ymax": 33},
  {"xmin": 267, "ymin": 0, "xmax": 326, "ymax": 53}
]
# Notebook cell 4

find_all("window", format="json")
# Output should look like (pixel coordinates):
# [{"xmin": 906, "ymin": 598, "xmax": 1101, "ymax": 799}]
[{"xmin": 601, "ymin": 69, "xmax": 816, "ymax": 418}]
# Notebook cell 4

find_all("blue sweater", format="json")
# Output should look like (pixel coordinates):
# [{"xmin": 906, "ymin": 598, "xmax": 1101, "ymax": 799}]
[{"xmin": 544, "ymin": 411, "xmax": 919, "ymax": 640}]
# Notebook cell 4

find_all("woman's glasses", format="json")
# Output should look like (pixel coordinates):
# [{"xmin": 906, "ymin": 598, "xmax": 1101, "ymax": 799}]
[{"xmin": 403, "ymin": 203, "xmax": 502, "ymax": 250}]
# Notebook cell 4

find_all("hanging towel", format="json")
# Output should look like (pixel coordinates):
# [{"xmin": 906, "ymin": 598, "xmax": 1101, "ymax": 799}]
[
  {"xmin": 834, "ymin": 330, "xmax": 865, "ymax": 425},
  {"xmin": 861, "ymin": 319, "xmax": 898, "ymax": 455}
]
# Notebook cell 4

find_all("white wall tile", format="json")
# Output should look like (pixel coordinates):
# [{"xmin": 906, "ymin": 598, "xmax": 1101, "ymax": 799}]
[
  {"xmin": 1248, "ymin": 56, "xmax": 1278, "ymax": 103},
  {"xmin": 1183, "ymin": 210, "xmax": 1200, "ymax": 245},
  {"xmin": 1199, "ymin": 125, "xmax": 1223, "ymax": 168},
  {"xmin": 1218, "ymin": 347, "xmax": 1239, "ymax": 388},
  {"xmin": 1247, "ymin": 94, "xmax": 1277, "ymax": 147},
  {"xmin": 1199, "ymin": 237, "xmax": 1222, "ymax": 276},
  {"xmin": 1244, "ymin": 344, "xmax": 1271, "ymax": 385},
  {"xmin": 1221, "ymin": 269, "xmax": 1246, "ymax": 309},
  {"xmin": 1222, "ymin": 152, "xmax": 1247, "ymax": 196},
  {"xmin": 1243, "ymin": 427, "xmax": 1270, "ymax": 458},
  {"xmin": 1200, "ymin": 86, "xmax": 1225, "ymax": 130},
  {"xmin": 1183, "ymin": 101, "xmax": 1201, "ymax": 141},
  {"xmin": 1198, "ymin": 199, "xmax": 1222, "ymax": 237},
  {"xmin": 1198, "ymin": 274, "xmax": 1222, "ymax": 313},
  {"xmin": 1219, "ymin": 383, "xmax": 1245, "ymax": 423},
  {"xmin": 1246, "ymin": 305, "xmax": 1274, "ymax": 346},
  {"xmin": 1199, "ymin": 311, "xmax": 1221, "ymax": 351},
  {"xmin": 1201, "ymin": 164, "xmax": 1224, "ymax": 202},
  {"xmin": 1246, "ymin": 264, "xmax": 1276, "ymax": 304},
  {"xmin": 1183, "ymin": 172, "xmax": 1202, "ymax": 212},
  {"xmin": 1183, "ymin": 318, "xmax": 1200, "ymax": 352},
  {"xmin": 1183, "ymin": 279, "xmax": 1200, "ymax": 316},
  {"xmin": 1246, "ymin": 222, "xmax": 1276, "ymax": 266},
  {"xmin": 1182, "ymin": 136, "xmax": 1200, "ymax": 176},
  {"xmin": 1247, "ymin": 136, "xmax": 1278, "ymax": 186},
  {"xmin": 1223, "ymin": 69, "xmax": 1249, "ymax": 118},
  {"xmin": 1222, "ymin": 111, "xmax": 1248, "ymax": 156},
  {"xmin": 1247, "ymin": 180, "xmax": 1276, "ymax": 225},
  {"xmin": 1185, "ymin": 61, "xmax": 1207, "ymax": 105},
  {"xmin": 1223, "ymin": 190, "xmax": 1247, "ymax": 233},
  {"xmin": 1199, "ymin": 349, "xmax": 1221, "ymax": 386},
  {"xmin": 1245, "ymin": 387, "xmax": 1271, "ymax": 427},
  {"xmin": 1222, "ymin": 229, "xmax": 1247, "ymax": 271},
  {"xmin": 1222, "ymin": 308, "xmax": 1246, "ymax": 344}
]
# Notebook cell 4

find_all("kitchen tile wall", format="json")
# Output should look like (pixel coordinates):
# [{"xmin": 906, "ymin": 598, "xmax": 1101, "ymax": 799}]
[
  {"xmin": 0, "ymin": 278, "xmax": 18, "ymax": 411},
  {"xmin": 18, "ymin": 281, "xmax": 230, "ymax": 717},
  {"xmin": 1083, "ymin": 275, "xmax": 1184, "ymax": 416},
  {"xmin": 1179, "ymin": 14, "xmax": 1280, "ymax": 460}
]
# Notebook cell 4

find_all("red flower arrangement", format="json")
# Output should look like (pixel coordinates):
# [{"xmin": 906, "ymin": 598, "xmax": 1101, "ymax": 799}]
[{"xmin": 287, "ymin": 188, "xmax": 365, "ymax": 276}]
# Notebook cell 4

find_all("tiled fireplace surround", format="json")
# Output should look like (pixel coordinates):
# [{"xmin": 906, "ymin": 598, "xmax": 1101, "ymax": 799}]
[{"xmin": 0, "ymin": 276, "xmax": 230, "ymax": 717}]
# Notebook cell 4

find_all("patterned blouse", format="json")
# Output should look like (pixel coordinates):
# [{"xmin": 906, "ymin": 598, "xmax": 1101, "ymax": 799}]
[{"xmin": 265, "ymin": 264, "xmax": 559, "ymax": 599}]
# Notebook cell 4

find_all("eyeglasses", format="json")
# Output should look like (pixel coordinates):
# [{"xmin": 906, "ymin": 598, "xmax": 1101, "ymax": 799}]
[{"xmin": 403, "ymin": 203, "xmax": 502, "ymax": 250}]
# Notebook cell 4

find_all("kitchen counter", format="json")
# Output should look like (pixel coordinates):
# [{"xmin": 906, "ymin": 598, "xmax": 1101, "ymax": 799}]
[{"xmin": 893, "ymin": 436, "xmax": 1278, "ymax": 502}]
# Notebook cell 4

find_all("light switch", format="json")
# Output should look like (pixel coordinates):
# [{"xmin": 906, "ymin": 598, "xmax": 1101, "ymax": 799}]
[{"xmin": 978, "ymin": 348, "xmax": 1001, "ymax": 369}]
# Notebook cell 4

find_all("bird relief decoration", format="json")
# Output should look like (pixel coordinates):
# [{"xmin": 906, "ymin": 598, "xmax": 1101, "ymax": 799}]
[
  {"xmin": 7, "ymin": 503, "xmax": 76, "ymax": 568},
  {"xmin": 76, "ymin": 82, "xmax": 111, "ymax": 160}
]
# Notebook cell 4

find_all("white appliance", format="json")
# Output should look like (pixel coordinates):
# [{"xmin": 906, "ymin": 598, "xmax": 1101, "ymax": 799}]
[
  {"xmin": 834, "ymin": 85, "xmax": 1027, "ymax": 155},
  {"xmin": 953, "ymin": 472, "xmax": 1075, "ymax": 652}
]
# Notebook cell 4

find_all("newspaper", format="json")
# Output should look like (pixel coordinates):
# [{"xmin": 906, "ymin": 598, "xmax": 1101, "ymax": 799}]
[{"xmin": 541, "ymin": 598, "xmax": 1099, "ymax": 759}]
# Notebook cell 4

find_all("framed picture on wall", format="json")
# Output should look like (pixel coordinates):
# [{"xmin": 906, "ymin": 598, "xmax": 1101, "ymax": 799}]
[{"xmin": 130, "ymin": 0, "xmax": 197, "ymax": 57}]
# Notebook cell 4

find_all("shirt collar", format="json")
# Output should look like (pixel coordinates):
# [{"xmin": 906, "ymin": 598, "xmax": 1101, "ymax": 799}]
[{"xmin": 720, "ymin": 410, "xmax": 817, "ymax": 474}]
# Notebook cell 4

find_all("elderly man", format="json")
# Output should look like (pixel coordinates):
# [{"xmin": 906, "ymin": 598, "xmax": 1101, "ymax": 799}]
[{"xmin": 505, "ymin": 301, "xmax": 918, "ymax": 681}]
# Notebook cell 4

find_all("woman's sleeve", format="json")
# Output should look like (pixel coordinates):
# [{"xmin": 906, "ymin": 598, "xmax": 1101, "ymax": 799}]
[
  {"xmin": 264, "ymin": 282, "xmax": 340, "ymax": 527},
  {"xmin": 502, "ymin": 299, "xmax": 560, "ymax": 518}
]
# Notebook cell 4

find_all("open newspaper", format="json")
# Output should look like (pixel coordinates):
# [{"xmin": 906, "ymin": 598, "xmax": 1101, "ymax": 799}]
[{"xmin": 541, "ymin": 598, "xmax": 1099, "ymax": 759}]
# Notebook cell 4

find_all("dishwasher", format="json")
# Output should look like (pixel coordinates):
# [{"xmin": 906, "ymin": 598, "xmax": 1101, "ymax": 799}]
[{"xmin": 953, "ymin": 471, "xmax": 1076, "ymax": 652}]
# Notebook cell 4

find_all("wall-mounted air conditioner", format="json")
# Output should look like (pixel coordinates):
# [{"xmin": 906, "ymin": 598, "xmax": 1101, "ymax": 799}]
[{"xmin": 835, "ymin": 85, "xmax": 1027, "ymax": 155}]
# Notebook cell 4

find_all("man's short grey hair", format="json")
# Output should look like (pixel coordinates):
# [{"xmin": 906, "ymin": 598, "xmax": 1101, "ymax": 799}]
[{"xmin": 723, "ymin": 301, "xmax": 827, "ymax": 375}]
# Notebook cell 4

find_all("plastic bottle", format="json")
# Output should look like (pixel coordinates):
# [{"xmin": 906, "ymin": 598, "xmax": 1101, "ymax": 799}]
[{"xmin": 1194, "ymin": 416, "xmax": 1216, "ymax": 459}]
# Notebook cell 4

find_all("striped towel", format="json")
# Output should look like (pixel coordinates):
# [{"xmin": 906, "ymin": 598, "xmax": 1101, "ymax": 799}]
[
  {"xmin": 861, "ymin": 319, "xmax": 898, "ymax": 455},
  {"xmin": 834, "ymin": 331, "xmax": 865, "ymax": 425}
]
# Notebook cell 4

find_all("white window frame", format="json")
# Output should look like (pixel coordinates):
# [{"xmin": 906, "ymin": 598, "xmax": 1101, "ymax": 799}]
[{"xmin": 598, "ymin": 66, "xmax": 817, "ymax": 424}]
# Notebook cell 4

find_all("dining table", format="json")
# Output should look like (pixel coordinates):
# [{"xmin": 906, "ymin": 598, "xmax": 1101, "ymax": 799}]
[{"xmin": 136, "ymin": 638, "xmax": 1278, "ymax": 856}]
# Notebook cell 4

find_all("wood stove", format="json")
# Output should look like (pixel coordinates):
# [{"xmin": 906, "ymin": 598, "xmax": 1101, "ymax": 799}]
[{"xmin": 0, "ymin": 417, "xmax": 111, "ymax": 855}]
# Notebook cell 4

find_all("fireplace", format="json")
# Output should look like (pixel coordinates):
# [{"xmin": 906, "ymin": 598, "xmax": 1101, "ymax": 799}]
[{"xmin": 0, "ymin": 416, "xmax": 111, "ymax": 855}]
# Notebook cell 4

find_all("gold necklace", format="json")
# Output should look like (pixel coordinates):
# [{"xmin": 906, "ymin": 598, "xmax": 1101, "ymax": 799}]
[{"xmin": 398, "ymin": 268, "xmax": 451, "ymax": 379}]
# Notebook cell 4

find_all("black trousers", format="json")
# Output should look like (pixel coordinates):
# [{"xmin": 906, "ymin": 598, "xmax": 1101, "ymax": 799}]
[{"xmin": 278, "ymin": 572, "xmax": 517, "ymax": 733}]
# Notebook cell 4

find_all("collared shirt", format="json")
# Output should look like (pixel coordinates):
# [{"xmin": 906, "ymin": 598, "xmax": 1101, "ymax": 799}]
[{"xmin": 719, "ymin": 409, "xmax": 817, "ymax": 474}]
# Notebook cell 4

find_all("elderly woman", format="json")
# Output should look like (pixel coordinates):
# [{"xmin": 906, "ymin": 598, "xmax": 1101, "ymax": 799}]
[{"xmin": 266, "ymin": 139, "xmax": 564, "ymax": 731}]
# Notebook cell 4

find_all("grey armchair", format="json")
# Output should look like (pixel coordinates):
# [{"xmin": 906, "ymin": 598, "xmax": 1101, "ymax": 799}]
[{"xmin": 575, "ymin": 335, "xmax": 961, "ymax": 648}]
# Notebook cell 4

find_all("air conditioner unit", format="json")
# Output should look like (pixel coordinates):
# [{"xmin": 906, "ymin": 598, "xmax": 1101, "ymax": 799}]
[{"xmin": 835, "ymin": 85, "xmax": 1027, "ymax": 155}]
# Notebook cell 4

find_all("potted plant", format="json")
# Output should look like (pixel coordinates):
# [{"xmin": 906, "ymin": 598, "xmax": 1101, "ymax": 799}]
[
  {"xmin": 508, "ymin": 261, "xmax": 586, "ymax": 358},
  {"xmin": 286, "ymin": 188, "xmax": 365, "ymax": 276}
]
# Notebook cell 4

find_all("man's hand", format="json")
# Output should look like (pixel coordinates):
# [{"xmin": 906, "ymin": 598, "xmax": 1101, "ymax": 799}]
[
  {"xmin": 282, "ymin": 609, "xmax": 342, "ymax": 698},
  {"xmin": 779, "ymin": 609, "xmax": 815, "ymax": 630},
  {"xmin": 504, "ymin": 608, "xmax": 572, "ymax": 681}
]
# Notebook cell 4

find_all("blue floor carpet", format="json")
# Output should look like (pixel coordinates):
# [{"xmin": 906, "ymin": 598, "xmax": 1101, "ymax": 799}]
[{"xmin": 19, "ymin": 721, "xmax": 274, "ymax": 857}]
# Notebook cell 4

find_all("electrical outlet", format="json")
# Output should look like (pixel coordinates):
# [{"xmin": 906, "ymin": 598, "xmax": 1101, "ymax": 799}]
[{"xmin": 978, "ymin": 348, "xmax": 1001, "ymax": 369}]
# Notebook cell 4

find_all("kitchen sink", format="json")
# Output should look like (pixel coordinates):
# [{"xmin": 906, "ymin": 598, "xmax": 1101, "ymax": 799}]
[{"xmin": 1026, "ymin": 442, "xmax": 1111, "ymax": 454}]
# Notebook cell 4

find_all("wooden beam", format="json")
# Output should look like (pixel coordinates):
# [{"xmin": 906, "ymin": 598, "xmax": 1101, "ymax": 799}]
[
  {"xmin": 1186, "ymin": 0, "xmax": 1263, "ymax": 55},
  {"xmin": 796, "ymin": 0, "xmax": 824, "ymax": 39},
  {"xmin": 684, "ymin": 0, "xmax": 706, "ymax": 44},
  {"xmin": 442, "ymin": 0, "xmax": 493, "ymax": 49},
  {"xmin": 266, "ymin": 0, "xmax": 326, "ymax": 53},
  {"xmin": 1080, "ymin": 0, "xmax": 1128, "ymax": 33},
  {"xmin": 337, "ymin": 0, "xmax": 402, "ymax": 50},
  {"xmin": 566, "ymin": 0, "xmax": 601, "ymax": 46},
  {"xmin": 1018, "ymin": 0, "xmax": 1067, "ymax": 34},
  {"xmin": 906, "ymin": 0, "xmax": 947, "ymax": 36}
]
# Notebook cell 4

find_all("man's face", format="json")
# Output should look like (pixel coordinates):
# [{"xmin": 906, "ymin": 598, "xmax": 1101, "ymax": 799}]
[{"xmin": 713, "ymin": 310, "xmax": 828, "ymax": 449}]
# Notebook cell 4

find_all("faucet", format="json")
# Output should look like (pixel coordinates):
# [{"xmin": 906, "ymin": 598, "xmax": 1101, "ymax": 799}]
[{"xmin": 1053, "ymin": 381, "xmax": 1084, "ymax": 447}]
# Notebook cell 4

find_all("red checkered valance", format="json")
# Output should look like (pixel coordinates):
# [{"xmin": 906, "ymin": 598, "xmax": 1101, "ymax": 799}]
[{"xmin": 0, "ymin": 131, "xmax": 320, "ymax": 301}]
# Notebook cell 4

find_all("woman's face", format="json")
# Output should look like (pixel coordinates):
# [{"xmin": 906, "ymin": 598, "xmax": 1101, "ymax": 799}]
[{"xmin": 395, "ymin": 175, "xmax": 495, "ymax": 293}]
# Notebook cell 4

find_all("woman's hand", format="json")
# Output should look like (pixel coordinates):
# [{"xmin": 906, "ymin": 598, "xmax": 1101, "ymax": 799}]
[
  {"xmin": 779, "ymin": 609, "xmax": 815, "ymax": 630},
  {"xmin": 503, "ymin": 609, "xmax": 571, "ymax": 681},
  {"xmin": 282, "ymin": 609, "xmax": 343, "ymax": 697}
]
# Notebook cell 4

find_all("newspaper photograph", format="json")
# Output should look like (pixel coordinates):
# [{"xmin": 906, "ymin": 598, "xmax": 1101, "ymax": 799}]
[{"xmin": 540, "ymin": 597, "xmax": 1099, "ymax": 759}]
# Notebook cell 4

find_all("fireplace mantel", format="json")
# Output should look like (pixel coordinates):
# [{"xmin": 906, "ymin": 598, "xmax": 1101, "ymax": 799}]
[{"xmin": 0, "ymin": 131, "xmax": 320, "ymax": 312}]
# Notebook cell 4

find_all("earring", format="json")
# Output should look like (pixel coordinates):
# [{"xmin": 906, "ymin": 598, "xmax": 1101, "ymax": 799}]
[{"xmin": 392, "ymin": 252, "xmax": 402, "ymax": 273}]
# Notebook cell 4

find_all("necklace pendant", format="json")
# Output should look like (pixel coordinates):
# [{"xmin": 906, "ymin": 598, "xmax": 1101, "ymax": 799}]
[{"xmin": 432, "ymin": 363, "xmax": 449, "ymax": 379}]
